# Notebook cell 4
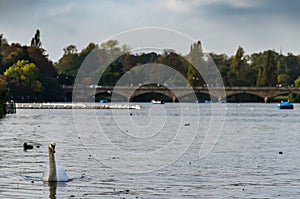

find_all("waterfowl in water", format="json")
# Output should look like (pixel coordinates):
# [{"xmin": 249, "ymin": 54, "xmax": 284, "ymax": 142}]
[
  {"xmin": 23, "ymin": 143, "xmax": 33, "ymax": 150},
  {"xmin": 42, "ymin": 142, "xmax": 69, "ymax": 182}
]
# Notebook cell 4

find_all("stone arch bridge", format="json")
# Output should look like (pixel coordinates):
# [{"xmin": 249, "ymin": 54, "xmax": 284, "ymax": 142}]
[{"xmin": 64, "ymin": 86, "xmax": 300, "ymax": 102}]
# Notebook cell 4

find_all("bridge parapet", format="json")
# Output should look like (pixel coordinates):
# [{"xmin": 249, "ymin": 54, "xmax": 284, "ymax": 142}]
[{"xmin": 64, "ymin": 86, "xmax": 300, "ymax": 102}]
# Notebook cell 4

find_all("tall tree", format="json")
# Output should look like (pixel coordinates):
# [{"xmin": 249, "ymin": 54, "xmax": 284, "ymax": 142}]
[
  {"xmin": 30, "ymin": 29, "xmax": 42, "ymax": 48},
  {"xmin": 256, "ymin": 50, "xmax": 277, "ymax": 86},
  {"xmin": 186, "ymin": 41, "xmax": 205, "ymax": 86},
  {"xmin": 285, "ymin": 53, "xmax": 300, "ymax": 84},
  {"xmin": 230, "ymin": 46, "xmax": 246, "ymax": 79}
]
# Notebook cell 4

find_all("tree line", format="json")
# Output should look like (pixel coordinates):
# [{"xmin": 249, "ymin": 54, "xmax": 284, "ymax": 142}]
[{"xmin": 1, "ymin": 30, "xmax": 300, "ymax": 103}]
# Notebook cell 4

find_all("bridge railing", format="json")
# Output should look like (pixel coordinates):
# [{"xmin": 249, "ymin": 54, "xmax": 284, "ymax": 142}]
[{"xmin": 63, "ymin": 85, "xmax": 300, "ymax": 91}]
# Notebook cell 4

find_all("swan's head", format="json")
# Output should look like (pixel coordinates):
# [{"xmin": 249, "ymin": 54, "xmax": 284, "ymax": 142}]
[{"xmin": 48, "ymin": 142, "xmax": 56, "ymax": 153}]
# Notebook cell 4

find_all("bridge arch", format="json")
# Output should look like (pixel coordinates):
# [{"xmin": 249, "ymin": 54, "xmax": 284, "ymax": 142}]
[
  {"xmin": 225, "ymin": 90, "xmax": 265, "ymax": 99},
  {"xmin": 130, "ymin": 92, "xmax": 175, "ymax": 102},
  {"xmin": 226, "ymin": 92, "xmax": 264, "ymax": 102},
  {"xmin": 178, "ymin": 91, "xmax": 219, "ymax": 102},
  {"xmin": 130, "ymin": 87, "xmax": 177, "ymax": 102}
]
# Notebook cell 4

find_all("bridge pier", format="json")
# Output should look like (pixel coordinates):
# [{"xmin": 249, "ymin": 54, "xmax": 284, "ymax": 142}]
[
  {"xmin": 264, "ymin": 96, "xmax": 270, "ymax": 103},
  {"xmin": 172, "ymin": 95, "xmax": 176, "ymax": 103}
]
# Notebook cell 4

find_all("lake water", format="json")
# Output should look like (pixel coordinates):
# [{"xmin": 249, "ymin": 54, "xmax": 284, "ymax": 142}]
[{"xmin": 0, "ymin": 103, "xmax": 300, "ymax": 198}]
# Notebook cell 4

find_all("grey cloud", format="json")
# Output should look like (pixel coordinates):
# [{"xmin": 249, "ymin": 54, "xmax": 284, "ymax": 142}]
[{"xmin": 1, "ymin": 0, "xmax": 300, "ymax": 60}]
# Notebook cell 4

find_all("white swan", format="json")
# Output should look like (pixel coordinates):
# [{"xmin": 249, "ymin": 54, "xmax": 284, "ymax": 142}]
[{"xmin": 42, "ymin": 142, "xmax": 69, "ymax": 182}]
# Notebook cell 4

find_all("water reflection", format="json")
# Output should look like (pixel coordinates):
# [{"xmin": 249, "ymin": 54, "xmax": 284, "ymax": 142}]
[
  {"xmin": 44, "ymin": 181, "xmax": 57, "ymax": 199},
  {"xmin": 44, "ymin": 181, "xmax": 68, "ymax": 199},
  {"xmin": 44, "ymin": 182, "xmax": 57, "ymax": 199}
]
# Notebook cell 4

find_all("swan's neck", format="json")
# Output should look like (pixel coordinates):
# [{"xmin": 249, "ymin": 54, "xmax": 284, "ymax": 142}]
[{"xmin": 48, "ymin": 148, "xmax": 57, "ymax": 181}]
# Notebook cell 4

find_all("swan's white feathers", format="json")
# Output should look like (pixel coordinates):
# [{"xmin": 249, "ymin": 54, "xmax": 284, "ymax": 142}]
[
  {"xmin": 42, "ymin": 141, "xmax": 69, "ymax": 182},
  {"xmin": 42, "ymin": 166, "xmax": 69, "ymax": 182},
  {"xmin": 56, "ymin": 165, "xmax": 69, "ymax": 181},
  {"xmin": 42, "ymin": 169, "xmax": 49, "ymax": 181}
]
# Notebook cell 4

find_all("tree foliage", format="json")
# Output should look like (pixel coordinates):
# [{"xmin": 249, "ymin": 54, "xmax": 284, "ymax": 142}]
[
  {"xmin": 63, "ymin": 45, "xmax": 77, "ymax": 55},
  {"xmin": 230, "ymin": 46, "xmax": 245, "ymax": 78},
  {"xmin": 186, "ymin": 41, "xmax": 205, "ymax": 86},
  {"xmin": 294, "ymin": 76, "xmax": 300, "ymax": 87},
  {"xmin": 277, "ymin": 74, "xmax": 290, "ymax": 86},
  {"xmin": 4, "ymin": 60, "xmax": 42, "ymax": 92},
  {"xmin": 31, "ymin": 29, "xmax": 42, "ymax": 48},
  {"xmin": 1, "ymin": 31, "xmax": 300, "ymax": 102},
  {"xmin": 0, "ymin": 75, "xmax": 7, "ymax": 117},
  {"xmin": 55, "ymin": 43, "xmax": 97, "ymax": 84}
]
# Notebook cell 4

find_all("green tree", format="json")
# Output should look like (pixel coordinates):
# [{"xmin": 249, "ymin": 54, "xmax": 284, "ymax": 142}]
[
  {"xmin": 229, "ymin": 46, "xmax": 257, "ymax": 86},
  {"xmin": 27, "ymin": 46, "xmax": 61, "ymax": 101},
  {"xmin": 256, "ymin": 50, "xmax": 277, "ymax": 86},
  {"xmin": 4, "ymin": 60, "xmax": 42, "ymax": 93},
  {"xmin": 277, "ymin": 74, "xmax": 290, "ymax": 86},
  {"xmin": 56, "ymin": 43, "xmax": 98, "ymax": 87},
  {"xmin": 55, "ymin": 45, "xmax": 79, "ymax": 77},
  {"xmin": 97, "ymin": 41, "xmax": 129, "ymax": 86},
  {"xmin": 294, "ymin": 76, "xmax": 300, "ymax": 87},
  {"xmin": 1, "ymin": 43, "xmax": 26, "ymax": 72},
  {"xmin": 285, "ymin": 53, "xmax": 300, "ymax": 84},
  {"xmin": 186, "ymin": 41, "xmax": 205, "ymax": 86},
  {"xmin": 230, "ymin": 46, "xmax": 245, "ymax": 78},
  {"xmin": 155, "ymin": 52, "xmax": 190, "ymax": 86},
  {"xmin": 209, "ymin": 53, "xmax": 232, "ymax": 86},
  {"xmin": 0, "ymin": 34, "xmax": 61, "ymax": 101}
]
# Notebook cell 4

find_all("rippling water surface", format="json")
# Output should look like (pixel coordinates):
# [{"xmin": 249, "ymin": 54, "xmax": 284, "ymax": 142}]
[{"xmin": 0, "ymin": 103, "xmax": 300, "ymax": 198}]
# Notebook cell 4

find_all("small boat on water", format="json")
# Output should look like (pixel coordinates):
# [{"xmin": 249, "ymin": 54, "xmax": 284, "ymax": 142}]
[
  {"xmin": 150, "ymin": 99, "xmax": 164, "ymax": 104},
  {"xmin": 277, "ymin": 101, "xmax": 294, "ymax": 109},
  {"xmin": 99, "ymin": 99, "xmax": 108, "ymax": 103}
]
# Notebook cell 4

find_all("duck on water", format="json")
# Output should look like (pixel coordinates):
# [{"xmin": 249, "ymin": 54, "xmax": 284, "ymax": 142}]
[{"xmin": 23, "ymin": 143, "xmax": 33, "ymax": 150}]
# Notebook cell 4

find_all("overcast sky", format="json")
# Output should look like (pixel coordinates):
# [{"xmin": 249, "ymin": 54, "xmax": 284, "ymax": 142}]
[{"xmin": 1, "ymin": 0, "xmax": 300, "ymax": 61}]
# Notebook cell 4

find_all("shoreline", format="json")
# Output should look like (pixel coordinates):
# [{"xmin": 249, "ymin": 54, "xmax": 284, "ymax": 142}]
[{"xmin": 16, "ymin": 103, "xmax": 141, "ymax": 110}]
